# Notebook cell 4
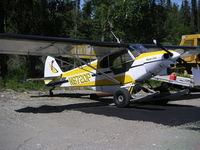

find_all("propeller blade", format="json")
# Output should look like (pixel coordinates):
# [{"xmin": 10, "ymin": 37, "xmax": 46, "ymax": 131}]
[{"xmin": 153, "ymin": 40, "xmax": 173, "ymax": 56}]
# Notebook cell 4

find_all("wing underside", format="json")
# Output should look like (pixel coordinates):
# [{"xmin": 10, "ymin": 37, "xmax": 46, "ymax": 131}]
[{"xmin": 0, "ymin": 34, "xmax": 126, "ymax": 59}]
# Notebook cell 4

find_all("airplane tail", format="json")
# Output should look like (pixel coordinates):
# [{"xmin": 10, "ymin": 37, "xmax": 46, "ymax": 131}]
[{"xmin": 44, "ymin": 56, "xmax": 63, "ymax": 84}]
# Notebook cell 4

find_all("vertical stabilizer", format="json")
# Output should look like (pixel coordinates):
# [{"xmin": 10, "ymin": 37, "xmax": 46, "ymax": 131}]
[{"xmin": 44, "ymin": 56, "xmax": 63, "ymax": 84}]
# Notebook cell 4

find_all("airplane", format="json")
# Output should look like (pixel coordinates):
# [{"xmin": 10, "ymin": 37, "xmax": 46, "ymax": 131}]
[{"xmin": 0, "ymin": 33, "xmax": 198, "ymax": 107}]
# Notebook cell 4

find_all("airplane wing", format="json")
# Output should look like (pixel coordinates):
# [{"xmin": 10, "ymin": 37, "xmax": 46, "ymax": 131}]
[
  {"xmin": 0, "ymin": 33, "xmax": 200, "ymax": 59},
  {"xmin": 0, "ymin": 33, "xmax": 128, "ymax": 59},
  {"xmin": 177, "ymin": 50, "xmax": 200, "ymax": 58},
  {"xmin": 143, "ymin": 44, "xmax": 200, "ymax": 58}
]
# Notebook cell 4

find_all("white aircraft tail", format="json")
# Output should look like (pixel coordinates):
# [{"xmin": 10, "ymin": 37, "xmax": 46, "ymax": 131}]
[{"xmin": 44, "ymin": 56, "xmax": 63, "ymax": 84}]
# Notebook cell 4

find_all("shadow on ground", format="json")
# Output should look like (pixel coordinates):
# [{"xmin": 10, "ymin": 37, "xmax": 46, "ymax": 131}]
[
  {"xmin": 15, "ymin": 92, "xmax": 200, "ymax": 127},
  {"xmin": 175, "ymin": 92, "xmax": 200, "ymax": 101}
]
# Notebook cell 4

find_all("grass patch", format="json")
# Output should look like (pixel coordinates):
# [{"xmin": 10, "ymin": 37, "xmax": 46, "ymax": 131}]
[
  {"xmin": 145, "ymin": 80, "xmax": 162, "ymax": 88},
  {"xmin": 175, "ymin": 72, "xmax": 191, "ymax": 78},
  {"xmin": 0, "ymin": 59, "xmax": 47, "ymax": 91},
  {"xmin": 0, "ymin": 79, "xmax": 47, "ymax": 92}
]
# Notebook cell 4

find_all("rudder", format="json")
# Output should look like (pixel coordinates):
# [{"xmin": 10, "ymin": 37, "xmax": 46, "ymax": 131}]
[{"xmin": 44, "ymin": 56, "xmax": 63, "ymax": 84}]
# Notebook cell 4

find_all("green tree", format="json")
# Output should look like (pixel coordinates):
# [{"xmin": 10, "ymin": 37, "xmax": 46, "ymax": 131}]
[
  {"xmin": 191, "ymin": 0, "xmax": 198, "ymax": 31},
  {"xmin": 164, "ymin": 3, "xmax": 193, "ymax": 44},
  {"xmin": 180, "ymin": 0, "xmax": 191, "ymax": 26},
  {"xmin": 197, "ymin": 0, "xmax": 200, "ymax": 31},
  {"xmin": 78, "ymin": 0, "xmax": 94, "ymax": 40}
]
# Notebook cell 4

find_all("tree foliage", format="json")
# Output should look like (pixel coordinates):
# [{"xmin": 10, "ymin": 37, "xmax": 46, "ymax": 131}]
[{"xmin": 2, "ymin": 0, "xmax": 199, "ymax": 44}]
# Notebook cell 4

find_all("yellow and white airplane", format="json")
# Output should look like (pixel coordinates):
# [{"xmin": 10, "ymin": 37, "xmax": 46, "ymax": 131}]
[{"xmin": 0, "ymin": 34, "xmax": 197, "ymax": 107}]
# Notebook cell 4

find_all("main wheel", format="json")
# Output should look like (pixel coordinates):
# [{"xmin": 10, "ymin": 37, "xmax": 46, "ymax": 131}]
[{"xmin": 114, "ymin": 88, "xmax": 130, "ymax": 108}]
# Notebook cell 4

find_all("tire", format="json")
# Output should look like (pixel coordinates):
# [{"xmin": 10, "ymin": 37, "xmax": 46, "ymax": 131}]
[
  {"xmin": 114, "ymin": 88, "xmax": 130, "ymax": 108},
  {"xmin": 49, "ymin": 90, "xmax": 53, "ymax": 97}
]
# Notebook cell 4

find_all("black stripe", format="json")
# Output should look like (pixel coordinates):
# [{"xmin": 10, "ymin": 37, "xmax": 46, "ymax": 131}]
[
  {"xmin": 92, "ymin": 70, "xmax": 112, "ymax": 77},
  {"xmin": 131, "ymin": 60, "xmax": 163, "ymax": 69}
]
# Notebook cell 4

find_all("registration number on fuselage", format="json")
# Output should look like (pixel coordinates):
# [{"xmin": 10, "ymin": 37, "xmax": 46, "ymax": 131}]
[
  {"xmin": 146, "ymin": 56, "xmax": 157, "ymax": 61},
  {"xmin": 68, "ymin": 73, "xmax": 92, "ymax": 85}
]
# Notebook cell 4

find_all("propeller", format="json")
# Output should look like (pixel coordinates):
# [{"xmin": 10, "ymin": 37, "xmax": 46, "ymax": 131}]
[
  {"xmin": 176, "ymin": 57, "xmax": 192, "ymax": 74},
  {"xmin": 153, "ymin": 40, "xmax": 173, "ymax": 57},
  {"xmin": 153, "ymin": 40, "xmax": 192, "ymax": 74}
]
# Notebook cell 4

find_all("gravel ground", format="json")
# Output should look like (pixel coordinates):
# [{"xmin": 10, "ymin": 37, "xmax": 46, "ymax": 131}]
[{"xmin": 0, "ymin": 89, "xmax": 200, "ymax": 150}]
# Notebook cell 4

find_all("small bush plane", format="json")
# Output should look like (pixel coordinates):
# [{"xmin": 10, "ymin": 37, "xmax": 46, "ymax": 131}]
[{"xmin": 0, "ymin": 34, "xmax": 199, "ymax": 107}]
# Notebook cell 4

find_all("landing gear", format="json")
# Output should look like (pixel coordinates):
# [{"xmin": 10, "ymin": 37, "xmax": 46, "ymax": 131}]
[
  {"xmin": 152, "ymin": 82, "xmax": 170, "ymax": 105},
  {"xmin": 114, "ymin": 88, "xmax": 130, "ymax": 108},
  {"xmin": 49, "ymin": 87, "xmax": 55, "ymax": 96}
]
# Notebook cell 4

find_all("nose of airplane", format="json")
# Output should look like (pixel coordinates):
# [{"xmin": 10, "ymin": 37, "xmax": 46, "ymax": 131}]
[
  {"xmin": 161, "ymin": 50, "xmax": 180, "ymax": 68},
  {"xmin": 170, "ymin": 51, "xmax": 181, "ymax": 62}
]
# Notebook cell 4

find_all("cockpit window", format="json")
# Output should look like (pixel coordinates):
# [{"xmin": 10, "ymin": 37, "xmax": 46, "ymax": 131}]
[
  {"xmin": 111, "ymin": 51, "xmax": 133, "ymax": 74},
  {"xmin": 112, "ymin": 52, "xmax": 132, "ymax": 68},
  {"xmin": 99, "ymin": 49, "xmax": 135, "ymax": 74}
]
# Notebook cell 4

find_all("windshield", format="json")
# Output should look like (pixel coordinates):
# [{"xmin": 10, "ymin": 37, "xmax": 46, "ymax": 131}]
[{"xmin": 129, "ymin": 44, "xmax": 148, "ymax": 57}]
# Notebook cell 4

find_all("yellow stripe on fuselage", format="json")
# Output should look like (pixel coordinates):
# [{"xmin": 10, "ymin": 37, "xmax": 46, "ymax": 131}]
[{"xmin": 135, "ymin": 50, "xmax": 173, "ymax": 60}]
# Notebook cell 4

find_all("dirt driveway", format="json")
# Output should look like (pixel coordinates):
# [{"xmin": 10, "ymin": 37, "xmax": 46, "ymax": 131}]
[{"xmin": 0, "ymin": 89, "xmax": 200, "ymax": 150}]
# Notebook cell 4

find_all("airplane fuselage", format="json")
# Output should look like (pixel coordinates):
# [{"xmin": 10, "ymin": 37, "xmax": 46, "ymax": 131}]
[{"xmin": 44, "ymin": 50, "xmax": 180, "ymax": 93}]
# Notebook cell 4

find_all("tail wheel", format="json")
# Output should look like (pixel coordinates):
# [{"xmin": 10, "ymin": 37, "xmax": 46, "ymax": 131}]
[{"xmin": 114, "ymin": 88, "xmax": 130, "ymax": 108}]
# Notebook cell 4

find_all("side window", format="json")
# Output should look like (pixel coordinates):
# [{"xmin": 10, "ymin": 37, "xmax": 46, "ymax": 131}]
[
  {"xmin": 111, "ymin": 52, "xmax": 133, "ymax": 74},
  {"xmin": 112, "ymin": 57, "xmax": 123, "ymax": 69}
]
